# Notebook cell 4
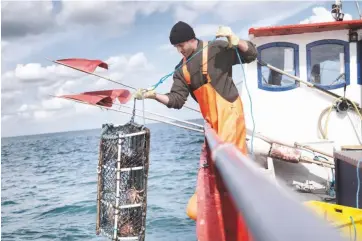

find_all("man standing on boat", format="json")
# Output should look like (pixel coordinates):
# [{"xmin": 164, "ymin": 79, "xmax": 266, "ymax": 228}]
[{"xmin": 134, "ymin": 21, "xmax": 257, "ymax": 241}]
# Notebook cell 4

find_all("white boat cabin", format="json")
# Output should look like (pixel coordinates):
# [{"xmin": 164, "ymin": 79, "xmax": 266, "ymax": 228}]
[{"xmin": 241, "ymin": 19, "xmax": 362, "ymax": 152}]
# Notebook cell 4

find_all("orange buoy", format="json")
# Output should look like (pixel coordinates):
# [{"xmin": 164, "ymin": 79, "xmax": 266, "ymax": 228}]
[{"xmin": 186, "ymin": 192, "xmax": 197, "ymax": 220}]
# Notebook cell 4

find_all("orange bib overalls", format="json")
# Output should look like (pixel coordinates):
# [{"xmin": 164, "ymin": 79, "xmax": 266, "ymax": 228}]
[{"xmin": 183, "ymin": 41, "xmax": 251, "ymax": 241}]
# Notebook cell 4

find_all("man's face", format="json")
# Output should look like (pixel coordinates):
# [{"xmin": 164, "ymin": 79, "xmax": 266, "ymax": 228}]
[{"xmin": 174, "ymin": 40, "xmax": 193, "ymax": 58}]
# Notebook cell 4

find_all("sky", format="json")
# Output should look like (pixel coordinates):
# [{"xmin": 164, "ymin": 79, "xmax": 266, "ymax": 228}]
[{"xmin": 1, "ymin": 0, "xmax": 362, "ymax": 137}]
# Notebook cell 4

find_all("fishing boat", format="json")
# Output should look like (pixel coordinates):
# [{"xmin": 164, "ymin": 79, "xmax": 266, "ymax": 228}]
[
  {"xmin": 47, "ymin": 2, "xmax": 362, "ymax": 240},
  {"xmin": 240, "ymin": 2, "xmax": 362, "ymax": 202}
]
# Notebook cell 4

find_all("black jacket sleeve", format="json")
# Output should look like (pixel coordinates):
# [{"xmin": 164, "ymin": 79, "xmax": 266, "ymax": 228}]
[
  {"xmin": 233, "ymin": 40, "xmax": 258, "ymax": 64},
  {"xmin": 214, "ymin": 39, "xmax": 258, "ymax": 65},
  {"xmin": 164, "ymin": 69, "xmax": 190, "ymax": 109}
]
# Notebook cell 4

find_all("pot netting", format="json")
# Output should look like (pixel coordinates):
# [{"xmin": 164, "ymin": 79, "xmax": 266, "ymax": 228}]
[{"xmin": 96, "ymin": 121, "xmax": 150, "ymax": 241}]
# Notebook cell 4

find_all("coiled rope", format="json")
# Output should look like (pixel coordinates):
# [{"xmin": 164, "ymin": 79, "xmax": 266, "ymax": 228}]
[{"xmin": 318, "ymin": 97, "xmax": 362, "ymax": 143}]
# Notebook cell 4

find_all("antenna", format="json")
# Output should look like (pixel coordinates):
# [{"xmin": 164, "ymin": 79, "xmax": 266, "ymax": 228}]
[{"xmin": 331, "ymin": 0, "xmax": 344, "ymax": 21}]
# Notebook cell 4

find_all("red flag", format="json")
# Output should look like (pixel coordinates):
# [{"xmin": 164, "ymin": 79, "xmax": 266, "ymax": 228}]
[
  {"xmin": 55, "ymin": 58, "xmax": 108, "ymax": 73},
  {"xmin": 59, "ymin": 89, "xmax": 131, "ymax": 107}
]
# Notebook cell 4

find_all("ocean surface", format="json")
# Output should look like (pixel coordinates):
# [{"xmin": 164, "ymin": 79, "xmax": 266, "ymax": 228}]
[{"xmin": 2, "ymin": 120, "xmax": 205, "ymax": 241}]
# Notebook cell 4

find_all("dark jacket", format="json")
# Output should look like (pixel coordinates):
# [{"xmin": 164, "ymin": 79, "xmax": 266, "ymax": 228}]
[{"xmin": 165, "ymin": 39, "xmax": 258, "ymax": 109}]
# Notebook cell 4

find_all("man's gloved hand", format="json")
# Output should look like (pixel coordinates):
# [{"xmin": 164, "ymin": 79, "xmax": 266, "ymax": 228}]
[
  {"xmin": 133, "ymin": 88, "xmax": 156, "ymax": 100},
  {"xmin": 216, "ymin": 26, "xmax": 240, "ymax": 48}
]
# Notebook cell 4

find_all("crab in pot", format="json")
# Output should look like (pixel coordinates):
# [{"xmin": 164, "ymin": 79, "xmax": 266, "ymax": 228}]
[
  {"xmin": 119, "ymin": 222, "xmax": 135, "ymax": 236},
  {"xmin": 126, "ymin": 186, "xmax": 144, "ymax": 204}
]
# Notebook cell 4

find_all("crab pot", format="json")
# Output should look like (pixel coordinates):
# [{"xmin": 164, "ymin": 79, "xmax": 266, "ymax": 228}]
[{"xmin": 96, "ymin": 122, "xmax": 150, "ymax": 241}]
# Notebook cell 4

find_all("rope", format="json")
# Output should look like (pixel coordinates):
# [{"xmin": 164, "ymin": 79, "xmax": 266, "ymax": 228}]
[
  {"xmin": 350, "ymin": 216, "xmax": 357, "ymax": 241},
  {"xmin": 118, "ymin": 104, "xmax": 203, "ymax": 128},
  {"xmin": 322, "ymin": 97, "xmax": 343, "ymax": 139},
  {"xmin": 315, "ymin": 155, "xmax": 336, "ymax": 197},
  {"xmin": 74, "ymin": 92, "xmax": 203, "ymax": 128},
  {"xmin": 329, "ymin": 168, "xmax": 335, "ymax": 197},
  {"xmin": 149, "ymin": 37, "xmax": 217, "ymax": 90},
  {"xmin": 130, "ymin": 99, "xmax": 137, "ymax": 123},
  {"xmin": 148, "ymin": 37, "xmax": 255, "ymax": 155},
  {"xmin": 130, "ymin": 92, "xmax": 146, "ymax": 127},
  {"xmin": 351, "ymin": 99, "xmax": 362, "ymax": 120},
  {"xmin": 357, "ymin": 158, "xmax": 362, "ymax": 209},
  {"xmin": 234, "ymin": 47, "xmax": 255, "ymax": 156},
  {"xmin": 319, "ymin": 97, "xmax": 362, "ymax": 140},
  {"xmin": 142, "ymin": 95, "xmax": 146, "ymax": 126},
  {"xmin": 318, "ymin": 106, "xmax": 332, "ymax": 139}
]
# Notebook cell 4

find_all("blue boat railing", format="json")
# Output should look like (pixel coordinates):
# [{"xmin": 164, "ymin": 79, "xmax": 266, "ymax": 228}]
[{"xmin": 203, "ymin": 123, "xmax": 347, "ymax": 241}]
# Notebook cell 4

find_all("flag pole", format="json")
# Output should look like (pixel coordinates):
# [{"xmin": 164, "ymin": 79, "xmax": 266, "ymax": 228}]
[
  {"xmin": 46, "ymin": 57, "xmax": 201, "ymax": 113},
  {"xmin": 45, "ymin": 57, "xmax": 136, "ymax": 90},
  {"xmin": 52, "ymin": 95, "xmax": 204, "ymax": 133}
]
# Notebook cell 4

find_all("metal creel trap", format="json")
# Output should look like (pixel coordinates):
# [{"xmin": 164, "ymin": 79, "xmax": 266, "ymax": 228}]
[{"xmin": 96, "ymin": 121, "xmax": 151, "ymax": 241}]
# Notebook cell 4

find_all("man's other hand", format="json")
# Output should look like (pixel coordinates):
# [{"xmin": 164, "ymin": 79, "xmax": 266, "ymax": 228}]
[{"xmin": 216, "ymin": 26, "xmax": 239, "ymax": 48}]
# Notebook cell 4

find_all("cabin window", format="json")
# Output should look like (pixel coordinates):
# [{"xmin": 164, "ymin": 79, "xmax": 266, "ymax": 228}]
[
  {"xmin": 257, "ymin": 42, "xmax": 299, "ymax": 91},
  {"xmin": 306, "ymin": 39, "xmax": 350, "ymax": 90}
]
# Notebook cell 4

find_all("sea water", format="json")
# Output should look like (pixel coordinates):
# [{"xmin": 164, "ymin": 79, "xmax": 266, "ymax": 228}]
[{"xmin": 2, "ymin": 120, "xmax": 204, "ymax": 241}]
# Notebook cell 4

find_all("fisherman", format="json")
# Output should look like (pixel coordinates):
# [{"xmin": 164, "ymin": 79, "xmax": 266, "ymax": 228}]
[{"xmin": 134, "ymin": 21, "xmax": 257, "ymax": 241}]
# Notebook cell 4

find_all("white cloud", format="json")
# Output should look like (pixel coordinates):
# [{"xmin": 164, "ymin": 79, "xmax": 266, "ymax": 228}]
[
  {"xmin": 1, "ymin": 71, "xmax": 18, "ymax": 91},
  {"xmin": 238, "ymin": 2, "xmax": 317, "ymax": 38},
  {"xmin": 58, "ymin": 1, "xmax": 134, "ymax": 26},
  {"xmin": 95, "ymin": 78, "xmax": 110, "ymax": 88},
  {"xmin": 33, "ymin": 110, "xmax": 54, "ymax": 120},
  {"xmin": 1, "ymin": 90, "xmax": 23, "ymax": 112},
  {"xmin": 2, "ymin": 41, "xmax": 9, "ymax": 48},
  {"xmin": 170, "ymin": 1, "xmax": 220, "ymax": 24},
  {"xmin": 73, "ymin": 102, "xmax": 97, "ymax": 115},
  {"xmin": 2, "ymin": 1, "xmax": 319, "ymax": 71},
  {"xmin": 172, "ymin": 5, "xmax": 200, "ymax": 24},
  {"xmin": 1, "ymin": 50, "xmax": 197, "ymax": 137},
  {"xmin": 157, "ymin": 1, "xmax": 318, "ymax": 53},
  {"xmin": 1, "ymin": 115, "xmax": 12, "ymax": 122},
  {"xmin": 127, "ymin": 52, "xmax": 154, "ymax": 71},
  {"xmin": 194, "ymin": 24, "xmax": 220, "ymax": 38},
  {"xmin": 209, "ymin": 2, "xmax": 315, "ymax": 26},
  {"xmin": 212, "ymin": 2, "xmax": 255, "ymax": 24},
  {"xmin": 2, "ymin": 61, "xmax": 84, "ymax": 95},
  {"xmin": 1, "ymin": 1, "xmax": 172, "ymax": 42},
  {"xmin": 1, "ymin": 30, "xmax": 81, "ymax": 71},
  {"xmin": 41, "ymin": 97, "xmax": 72, "ymax": 111},
  {"xmin": 299, "ymin": 7, "xmax": 353, "ymax": 24},
  {"xmin": 18, "ymin": 104, "xmax": 30, "ymax": 112},
  {"xmin": 1, "ymin": 1, "xmax": 55, "ymax": 39},
  {"xmin": 17, "ymin": 104, "xmax": 38, "ymax": 112},
  {"xmin": 1, "ymin": 1, "xmax": 172, "ymax": 71},
  {"xmin": 2, "ymin": 1, "xmax": 326, "ymax": 137},
  {"xmin": 58, "ymin": 1, "xmax": 172, "ymax": 28},
  {"xmin": 15, "ymin": 63, "xmax": 50, "ymax": 81},
  {"xmin": 158, "ymin": 44, "xmax": 176, "ymax": 56},
  {"xmin": 2, "ymin": 1, "xmax": 314, "ymax": 48}
]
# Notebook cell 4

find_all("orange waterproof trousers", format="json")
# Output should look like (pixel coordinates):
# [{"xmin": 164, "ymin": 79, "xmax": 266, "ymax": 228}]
[{"xmin": 183, "ymin": 41, "xmax": 251, "ymax": 241}]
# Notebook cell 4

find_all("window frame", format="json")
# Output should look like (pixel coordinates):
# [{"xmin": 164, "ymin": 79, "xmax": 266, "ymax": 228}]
[
  {"xmin": 306, "ymin": 39, "xmax": 350, "ymax": 90},
  {"xmin": 257, "ymin": 42, "xmax": 300, "ymax": 92}
]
